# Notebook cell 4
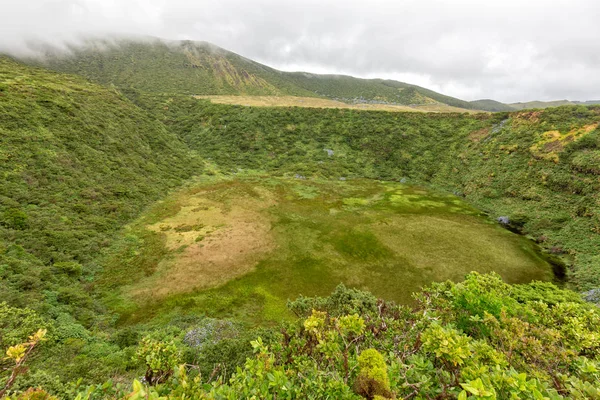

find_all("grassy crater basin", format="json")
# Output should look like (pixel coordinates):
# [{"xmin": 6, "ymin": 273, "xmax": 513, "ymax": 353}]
[{"xmin": 102, "ymin": 175, "xmax": 554, "ymax": 325}]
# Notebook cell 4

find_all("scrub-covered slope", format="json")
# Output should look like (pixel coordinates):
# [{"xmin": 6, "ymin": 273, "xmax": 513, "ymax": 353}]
[
  {"xmin": 0, "ymin": 56, "xmax": 199, "ymax": 269},
  {"xmin": 0, "ymin": 57, "xmax": 201, "ymax": 384},
  {"xmin": 32, "ymin": 37, "xmax": 481, "ymax": 109},
  {"xmin": 1, "ymin": 56, "xmax": 599, "ymax": 398}
]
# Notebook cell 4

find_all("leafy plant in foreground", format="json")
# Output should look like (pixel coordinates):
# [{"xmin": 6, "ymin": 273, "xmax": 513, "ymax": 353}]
[
  {"xmin": 1, "ymin": 329, "xmax": 46, "ymax": 398},
  {"xmin": 109, "ymin": 274, "xmax": 600, "ymax": 399}
]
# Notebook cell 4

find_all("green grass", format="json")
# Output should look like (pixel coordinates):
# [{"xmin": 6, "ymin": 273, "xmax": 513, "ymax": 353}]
[{"xmin": 103, "ymin": 175, "xmax": 553, "ymax": 326}]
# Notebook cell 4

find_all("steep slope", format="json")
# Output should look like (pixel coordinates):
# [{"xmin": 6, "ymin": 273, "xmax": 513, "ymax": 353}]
[
  {"xmin": 27, "ymin": 37, "xmax": 482, "ymax": 110},
  {"xmin": 0, "ymin": 56, "xmax": 200, "ymax": 267},
  {"xmin": 0, "ymin": 57, "xmax": 201, "ymax": 383},
  {"xmin": 379, "ymin": 79, "xmax": 477, "ymax": 109},
  {"xmin": 34, "ymin": 38, "xmax": 314, "ymax": 98}
]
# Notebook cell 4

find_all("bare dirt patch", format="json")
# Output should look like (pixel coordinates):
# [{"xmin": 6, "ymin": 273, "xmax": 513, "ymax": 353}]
[{"xmin": 469, "ymin": 128, "xmax": 491, "ymax": 143}]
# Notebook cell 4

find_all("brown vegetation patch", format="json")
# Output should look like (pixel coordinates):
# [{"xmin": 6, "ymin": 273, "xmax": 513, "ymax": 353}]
[
  {"xmin": 469, "ymin": 128, "xmax": 491, "ymax": 142},
  {"xmin": 193, "ymin": 95, "xmax": 483, "ymax": 113},
  {"xmin": 129, "ymin": 186, "xmax": 276, "ymax": 301},
  {"xmin": 542, "ymin": 139, "xmax": 563, "ymax": 153},
  {"xmin": 530, "ymin": 123, "xmax": 599, "ymax": 162},
  {"xmin": 516, "ymin": 111, "xmax": 542, "ymax": 122}
]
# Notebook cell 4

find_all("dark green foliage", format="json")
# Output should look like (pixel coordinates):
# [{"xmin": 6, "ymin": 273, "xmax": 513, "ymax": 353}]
[
  {"xmin": 510, "ymin": 281, "xmax": 583, "ymax": 305},
  {"xmin": 288, "ymin": 284, "xmax": 379, "ymax": 318},
  {"xmin": 0, "ymin": 56, "xmax": 201, "ymax": 388},
  {"xmin": 182, "ymin": 319, "xmax": 274, "ymax": 381},
  {"xmin": 0, "ymin": 208, "xmax": 28, "ymax": 230},
  {"xmin": 52, "ymin": 262, "xmax": 82, "ymax": 277},
  {"xmin": 111, "ymin": 327, "xmax": 141, "ymax": 349}
]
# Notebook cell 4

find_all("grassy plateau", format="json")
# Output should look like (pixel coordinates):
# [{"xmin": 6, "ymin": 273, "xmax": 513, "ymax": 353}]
[{"xmin": 193, "ymin": 95, "xmax": 483, "ymax": 113}]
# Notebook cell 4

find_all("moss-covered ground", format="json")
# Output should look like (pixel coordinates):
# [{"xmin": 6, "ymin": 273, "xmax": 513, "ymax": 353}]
[{"xmin": 101, "ymin": 175, "xmax": 552, "ymax": 325}]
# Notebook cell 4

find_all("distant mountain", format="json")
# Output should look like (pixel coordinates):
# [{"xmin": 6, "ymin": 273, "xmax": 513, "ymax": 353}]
[
  {"xmin": 469, "ymin": 99, "xmax": 516, "ymax": 112},
  {"xmin": 472, "ymin": 99, "xmax": 600, "ymax": 112},
  {"xmin": 14, "ymin": 36, "xmax": 599, "ymax": 113},
  {"xmin": 23, "ymin": 37, "xmax": 485, "ymax": 111},
  {"xmin": 508, "ymin": 100, "xmax": 600, "ymax": 110},
  {"xmin": 509, "ymin": 100, "xmax": 575, "ymax": 110},
  {"xmin": 574, "ymin": 100, "xmax": 600, "ymax": 106}
]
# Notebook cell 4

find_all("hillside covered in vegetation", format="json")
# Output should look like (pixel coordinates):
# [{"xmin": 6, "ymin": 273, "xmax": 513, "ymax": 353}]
[
  {"xmin": 0, "ymin": 55, "xmax": 599, "ymax": 399},
  {"xmin": 26, "ymin": 37, "xmax": 487, "ymax": 111},
  {"xmin": 0, "ymin": 56, "xmax": 201, "ymax": 392},
  {"xmin": 31, "ymin": 37, "xmax": 600, "ymax": 113}
]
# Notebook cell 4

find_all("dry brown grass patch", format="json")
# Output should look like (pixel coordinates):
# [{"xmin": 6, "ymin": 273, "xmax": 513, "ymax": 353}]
[
  {"xmin": 193, "ymin": 95, "xmax": 483, "ymax": 114},
  {"xmin": 129, "ymin": 187, "xmax": 276, "ymax": 301},
  {"xmin": 469, "ymin": 128, "xmax": 491, "ymax": 142}
]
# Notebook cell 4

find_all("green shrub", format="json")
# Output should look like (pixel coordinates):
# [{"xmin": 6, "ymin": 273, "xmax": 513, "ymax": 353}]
[
  {"xmin": 52, "ymin": 262, "xmax": 82, "ymax": 277},
  {"xmin": 354, "ymin": 349, "xmax": 392, "ymax": 399},
  {"xmin": 1, "ymin": 208, "xmax": 28, "ymax": 230}
]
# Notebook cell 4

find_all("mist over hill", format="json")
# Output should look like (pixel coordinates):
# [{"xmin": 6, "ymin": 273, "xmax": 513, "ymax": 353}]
[
  {"xmin": 13, "ymin": 36, "xmax": 598, "ymax": 113},
  {"xmin": 18, "ymin": 37, "xmax": 494, "ymax": 111}
]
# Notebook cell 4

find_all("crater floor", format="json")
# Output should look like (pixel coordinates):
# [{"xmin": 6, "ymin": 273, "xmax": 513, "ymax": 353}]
[{"xmin": 103, "ymin": 175, "xmax": 553, "ymax": 324}]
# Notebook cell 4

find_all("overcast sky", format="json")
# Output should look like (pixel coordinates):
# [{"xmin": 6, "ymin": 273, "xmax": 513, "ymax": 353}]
[{"xmin": 1, "ymin": 0, "xmax": 599, "ymax": 103}]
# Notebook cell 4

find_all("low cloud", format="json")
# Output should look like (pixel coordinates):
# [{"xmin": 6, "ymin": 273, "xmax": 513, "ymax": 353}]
[{"xmin": 1, "ymin": 0, "xmax": 599, "ymax": 102}]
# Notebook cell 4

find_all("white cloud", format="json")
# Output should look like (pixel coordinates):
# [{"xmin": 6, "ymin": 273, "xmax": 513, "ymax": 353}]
[{"xmin": 0, "ymin": 0, "xmax": 599, "ymax": 102}]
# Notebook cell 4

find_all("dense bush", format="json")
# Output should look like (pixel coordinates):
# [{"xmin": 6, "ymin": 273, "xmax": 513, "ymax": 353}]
[
  {"xmin": 108, "ymin": 274, "xmax": 600, "ymax": 399},
  {"xmin": 0, "ymin": 56, "xmax": 201, "ymax": 388}
]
